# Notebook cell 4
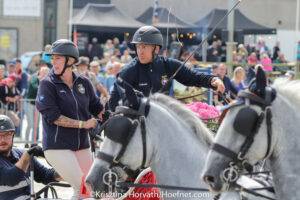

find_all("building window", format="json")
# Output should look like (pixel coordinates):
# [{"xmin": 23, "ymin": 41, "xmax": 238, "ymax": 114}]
[{"xmin": 44, "ymin": 0, "xmax": 57, "ymax": 46}]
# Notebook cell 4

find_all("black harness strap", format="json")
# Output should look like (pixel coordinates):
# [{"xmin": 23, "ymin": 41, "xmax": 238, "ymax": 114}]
[
  {"xmin": 211, "ymin": 143, "xmax": 239, "ymax": 162},
  {"xmin": 97, "ymin": 152, "xmax": 115, "ymax": 164},
  {"xmin": 97, "ymin": 149, "xmax": 141, "ymax": 178},
  {"xmin": 239, "ymin": 112, "xmax": 265, "ymax": 159},
  {"xmin": 265, "ymin": 108, "xmax": 272, "ymax": 158},
  {"xmin": 238, "ymin": 91, "xmax": 270, "ymax": 107},
  {"xmin": 113, "ymin": 162, "xmax": 141, "ymax": 178},
  {"xmin": 140, "ymin": 116, "xmax": 147, "ymax": 168}
]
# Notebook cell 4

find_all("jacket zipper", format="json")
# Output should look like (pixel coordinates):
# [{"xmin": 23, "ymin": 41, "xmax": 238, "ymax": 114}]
[
  {"xmin": 70, "ymin": 88, "xmax": 80, "ymax": 149},
  {"xmin": 54, "ymin": 125, "xmax": 59, "ymax": 143}
]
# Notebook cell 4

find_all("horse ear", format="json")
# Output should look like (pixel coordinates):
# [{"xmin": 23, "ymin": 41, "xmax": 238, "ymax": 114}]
[
  {"xmin": 249, "ymin": 66, "xmax": 267, "ymax": 97},
  {"xmin": 256, "ymin": 66, "xmax": 267, "ymax": 89},
  {"xmin": 124, "ymin": 83, "xmax": 140, "ymax": 110}
]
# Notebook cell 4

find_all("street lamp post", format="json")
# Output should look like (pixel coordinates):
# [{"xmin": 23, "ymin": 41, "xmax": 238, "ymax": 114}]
[
  {"xmin": 296, "ymin": 0, "xmax": 300, "ymax": 77},
  {"xmin": 68, "ymin": 0, "xmax": 73, "ymax": 41},
  {"xmin": 226, "ymin": 0, "xmax": 237, "ymax": 75}
]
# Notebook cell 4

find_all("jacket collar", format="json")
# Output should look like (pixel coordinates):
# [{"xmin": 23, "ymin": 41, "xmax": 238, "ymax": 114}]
[{"xmin": 49, "ymin": 69, "xmax": 80, "ymax": 84}]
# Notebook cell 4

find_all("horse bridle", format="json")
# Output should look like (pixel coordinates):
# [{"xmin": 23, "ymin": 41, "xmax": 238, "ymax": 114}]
[
  {"xmin": 96, "ymin": 98, "xmax": 150, "ymax": 179},
  {"xmin": 211, "ymin": 88, "xmax": 275, "ymax": 184}
]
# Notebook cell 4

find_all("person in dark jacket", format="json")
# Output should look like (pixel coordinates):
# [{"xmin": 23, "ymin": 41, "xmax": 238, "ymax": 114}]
[
  {"xmin": 0, "ymin": 115, "xmax": 61, "ymax": 200},
  {"xmin": 25, "ymin": 66, "xmax": 50, "ymax": 144},
  {"xmin": 36, "ymin": 39, "xmax": 104, "ymax": 199},
  {"xmin": 214, "ymin": 63, "xmax": 238, "ymax": 105},
  {"xmin": 109, "ymin": 26, "xmax": 225, "ymax": 111}
]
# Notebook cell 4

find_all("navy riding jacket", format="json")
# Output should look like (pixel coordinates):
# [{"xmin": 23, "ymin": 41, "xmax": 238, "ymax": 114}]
[
  {"xmin": 0, "ymin": 148, "xmax": 56, "ymax": 200},
  {"xmin": 36, "ymin": 70, "xmax": 103, "ymax": 151},
  {"xmin": 109, "ymin": 56, "xmax": 215, "ymax": 111}
]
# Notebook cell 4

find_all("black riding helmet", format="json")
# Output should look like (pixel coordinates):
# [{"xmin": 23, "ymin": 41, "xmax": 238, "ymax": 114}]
[
  {"xmin": 47, "ymin": 39, "xmax": 79, "ymax": 76},
  {"xmin": 0, "ymin": 115, "xmax": 15, "ymax": 133},
  {"xmin": 131, "ymin": 26, "xmax": 163, "ymax": 47},
  {"xmin": 131, "ymin": 26, "xmax": 163, "ymax": 63}
]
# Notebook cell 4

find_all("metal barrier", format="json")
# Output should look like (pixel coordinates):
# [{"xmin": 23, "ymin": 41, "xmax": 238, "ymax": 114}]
[{"xmin": 0, "ymin": 99, "xmax": 42, "ymax": 144}]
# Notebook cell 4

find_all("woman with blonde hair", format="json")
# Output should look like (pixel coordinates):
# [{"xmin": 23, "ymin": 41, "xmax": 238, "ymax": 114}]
[{"xmin": 231, "ymin": 66, "xmax": 246, "ymax": 92}]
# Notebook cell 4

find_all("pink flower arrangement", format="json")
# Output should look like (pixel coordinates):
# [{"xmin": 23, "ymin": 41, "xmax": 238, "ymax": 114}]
[{"xmin": 186, "ymin": 102, "xmax": 220, "ymax": 121}]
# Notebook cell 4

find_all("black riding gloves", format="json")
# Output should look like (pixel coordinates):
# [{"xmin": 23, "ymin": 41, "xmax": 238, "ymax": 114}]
[{"xmin": 27, "ymin": 145, "xmax": 45, "ymax": 157}]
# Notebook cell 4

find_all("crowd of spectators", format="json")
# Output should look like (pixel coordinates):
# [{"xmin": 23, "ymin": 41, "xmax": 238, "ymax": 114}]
[
  {"xmin": 0, "ymin": 35, "xmax": 294, "ymax": 143},
  {"xmin": 204, "ymin": 37, "xmax": 289, "ymax": 72}
]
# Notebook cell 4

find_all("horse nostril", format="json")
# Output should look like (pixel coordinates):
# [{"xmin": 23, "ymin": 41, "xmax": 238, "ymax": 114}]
[{"xmin": 203, "ymin": 175, "xmax": 215, "ymax": 184}]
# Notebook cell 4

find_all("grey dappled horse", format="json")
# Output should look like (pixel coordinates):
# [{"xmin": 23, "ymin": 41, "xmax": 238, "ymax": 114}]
[
  {"xmin": 203, "ymin": 67, "xmax": 300, "ymax": 199},
  {"xmin": 85, "ymin": 92, "xmax": 245, "ymax": 199}
]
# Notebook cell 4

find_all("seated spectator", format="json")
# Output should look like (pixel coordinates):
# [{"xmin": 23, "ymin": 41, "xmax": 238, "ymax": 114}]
[
  {"xmin": 120, "ymin": 49, "xmax": 133, "ymax": 64},
  {"xmin": 104, "ymin": 62, "xmax": 117, "ymax": 93},
  {"xmin": 0, "ymin": 74, "xmax": 21, "ymax": 128},
  {"xmin": 237, "ymin": 44, "xmax": 248, "ymax": 63},
  {"xmin": 15, "ymin": 58, "xmax": 29, "ymax": 98},
  {"xmin": 41, "ymin": 44, "xmax": 53, "ymax": 68},
  {"xmin": 119, "ymin": 40, "xmax": 128, "ymax": 55},
  {"xmin": 98, "ymin": 52, "xmax": 111, "ymax": 66},
  {"xmin": 260, "ymin": 53, "xmax": 273, "ymax": 72},
  {"xmin": 0, "ymin": 115, "xmax": 61, "ymax": 200},
  {"xmin": 272, "ymin": 41, "xmax": 280, "ymax": 61},
  {"xmin": 214, "ymin": 63, "xmax": 238, "ymax": 105},
  {"xmin": 0, "ymin": 65, "xmax": 5, "ymax": 82},
  {"xmin": 103, "ymin": 39, "xmax": 114, "ymax": 56},
  {"xmin": 25, "ymin": 66, "xmax": 50, "ymax": 143},
  {"xmin": 89, "ymin": 60, "xmax": 105, "ymax": 84},
  {"xmin": 87, "ymin": 37, "xmax": 103, "ymax": 61},
  {"xmin": 247, "ymin": 52, "xmax": 258, "ymax": 67},
  {"xmin": 6, "ymin": 61, "xmax": 16, "ymax": 76},
  {"xmin": 207, "ymin": 41, "xmax": 220, "ymax": 62},
  {"xmin": 211, "ymin": 63, "xmax": 218, "ymax": 76},
  {"xmin": 113, "ymin": 48, "xmax": 122, "ymax": 59},
  {"xmin": 75, "ymin": 57, "xmax": 109, "ymax": 102},
  {"xmin": 113, "ymin": 37, "xmax": 120, "ymax": 49},
  {"xmin": 274, "ymin": 52, "xmax": 287, "ymax": 64},
  {"xmin": 231, "ymin": 66, "xmax": 246, "ymax": 92}
]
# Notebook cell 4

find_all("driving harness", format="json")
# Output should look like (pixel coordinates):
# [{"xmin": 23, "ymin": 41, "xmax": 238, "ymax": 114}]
[
  {"xmin": 211, "ymin": 87, "xmax": 276, "ymax": 184},
  {"xmin": 96, "ymin": 98, "xmax": 150, "ymax": 179}
]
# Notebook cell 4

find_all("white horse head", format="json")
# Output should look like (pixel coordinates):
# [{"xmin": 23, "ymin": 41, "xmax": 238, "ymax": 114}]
[
  {"xmin": 202, "ymin": 67, "xmax": 300, "ymax": 199},
  {"xmin": 85, "ymin": 80, "xmax": 218, "ymax": 199}
]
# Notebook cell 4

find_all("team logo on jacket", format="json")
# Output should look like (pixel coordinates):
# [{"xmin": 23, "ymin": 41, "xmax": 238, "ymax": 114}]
[
  {"xmin": 77, "ymin": 84, "xmax": 85, "ymax": 94},
  {"xmin": 161, "ymin": 75, "xmax": 168, "ymax": 86}
]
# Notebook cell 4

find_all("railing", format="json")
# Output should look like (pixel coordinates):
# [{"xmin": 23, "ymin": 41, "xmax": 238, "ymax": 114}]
[{"xmin": 0, "ymin": 99, "xmax": 42, "ymax": 144}]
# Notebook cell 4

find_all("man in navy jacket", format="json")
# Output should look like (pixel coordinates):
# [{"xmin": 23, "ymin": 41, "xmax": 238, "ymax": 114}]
[
  {"xmin": 0, "ymin": 115, "xmax": 61, "ymax": 200},
  {"xmin": 109, "ymin": 26, "xmax": 225, "ymax": 111}
]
